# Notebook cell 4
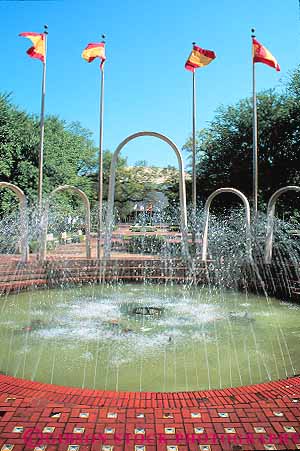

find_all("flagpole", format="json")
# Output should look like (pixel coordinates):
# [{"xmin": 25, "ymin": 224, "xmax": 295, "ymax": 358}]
[
  {"xmin": 97, "ymin": 35, "xmax": 105, "ymax": 260},
  {"xmin": 192, "ymin": 50, "xmax": 197, "ymax": 213},
  {"xmin": 38, "ymin": 24, "xmax": 48, "ymax": 212},
  {"xmin": 251, "ymin": 28, "xmax": 258, "ymax": 216}
]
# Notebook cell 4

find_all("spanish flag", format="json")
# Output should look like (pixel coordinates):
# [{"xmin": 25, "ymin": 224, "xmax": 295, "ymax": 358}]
[
  {"xmin": 252, "ymin": 38, "xmax": 280, "ymax": 71},
  {"xmin": 185, "ymin": 44, "xmax": 216, "ymax": 72},
  {"xmin": 82, "ymin": 42, "xmax": 106, "ymax": 68},
  {"xmin": 19, "ymin": 32, "xmax": 45, "ymax": 62}
]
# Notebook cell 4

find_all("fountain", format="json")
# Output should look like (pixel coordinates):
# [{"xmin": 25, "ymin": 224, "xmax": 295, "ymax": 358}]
[
  {"xmin": 0, "ymin": 283, "xmax": 299, "ymax": 392},
  {"xmin": 0, "ymin": 132, "xmax": 300, "ymax": 449}
]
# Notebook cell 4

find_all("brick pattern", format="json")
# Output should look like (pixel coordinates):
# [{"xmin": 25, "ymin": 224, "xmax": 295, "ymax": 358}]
[
  {"xmin": 0, "ymin": 374, "xmax": 300, "ymax": 450},
  {"xmin": 46, "ymin": 259, "xmax": 209, "ymax": 286},
  {"xmin": 1, "ymin": 257, "xmax": 300, "ymax": 449},
  {"xmin": 0, "ymin": 261, "xmax": 48, "ymax": 294},
  {"xmin": 0, "ymin": 259, "xmax": 210, "ymax": 294},
  {"xmin": 1, "ymin": 257, "xmax": 299, "ymax": 301}
]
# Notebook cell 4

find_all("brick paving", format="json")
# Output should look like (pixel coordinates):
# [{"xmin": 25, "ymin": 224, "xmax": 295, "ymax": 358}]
[
  {"xmin": 0, "ymin": 374, "xmax": 300, "ymax": 450},
  {"xmin": 0, "ymin": 244, "xmax": 300, "ymax": 449}
]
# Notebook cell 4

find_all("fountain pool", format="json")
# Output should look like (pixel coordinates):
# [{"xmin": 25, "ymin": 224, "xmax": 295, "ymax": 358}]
[{"xmin": 0, "ymin": 283, "xmax": 298, "ymax": 392}]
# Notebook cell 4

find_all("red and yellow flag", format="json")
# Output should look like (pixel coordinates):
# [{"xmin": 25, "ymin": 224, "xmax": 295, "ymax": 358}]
[
  {"xmin": 19, "ymin": 32, "xmax": 45, "ymax": 62},
  {"xmin": 82, "ymin": 42, "xmax": 106, "ymax": 68},
  {"xmin": 185, "ymin": 44, "xmax": 216, "ymax": 72},
  {"xmin": 252, "ymin": 38, "xmax": 280, "ymax": 71}
]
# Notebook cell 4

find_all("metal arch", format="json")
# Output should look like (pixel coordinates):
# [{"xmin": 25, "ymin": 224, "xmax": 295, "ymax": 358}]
[
  {"xmin": 201, "ymin": 188, "xmax": 252, "ymax": 262},
  {"xmin": 265, "ymin": 185, "xmax": 300, "ymax": 264},
  {"xmin": 104, "ymin": 131, "xmax": 188, "ymax": 257},
  {"xmin": 0, "ymin": 182, "xmax": 25, "ymax": 201},
  {"xmin": 0, "ymin": 182, "xmax": 29, "ymax": 262},
  {"xmin": 40, "ymin": 184, "xmax": 91, "ymax": 261}
]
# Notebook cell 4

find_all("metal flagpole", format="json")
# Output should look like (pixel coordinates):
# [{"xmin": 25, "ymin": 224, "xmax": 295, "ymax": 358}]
[
  {"xmin": 192, "ymin": 42, "xmax": 197, "ymax": 213},
  {"xmin": 38, "ymin": 24, "xmax": 48, "ymax": 213},
  {"xmin": 251, "ymin": 28, "xmax": 258, "ymax": 215},
  {"xmin": 97, "ymin": 35, "xmax": 105, "ymax": 259}
]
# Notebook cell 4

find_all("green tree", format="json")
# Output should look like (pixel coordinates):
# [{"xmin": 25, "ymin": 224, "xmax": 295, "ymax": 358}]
[
  {"xmin": 183, "ymin": 66, "xmax": 300, "ymax": 214},
  {"xmin": 88, "ymin": 151, "xmax": 155, "ymax": 219},
  {"xmin": 0, "ymin": 94, "xmax": 97, "ymax": 216},
  {"xmin": 0, "ymin": 94, "xmax": 159, "ymax": 222}
]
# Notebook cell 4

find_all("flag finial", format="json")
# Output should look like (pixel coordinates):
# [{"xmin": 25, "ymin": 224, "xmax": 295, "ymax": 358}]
[
  {"xmin": 251, "ymin": 28, "xmax": 255, "ymax": 38},
  {"xmin": 192, "ymin": 41, "xmax": 196, "ymax": 46},
  {"xmin": 102, "ymin": 34, "xmax": 106, "ymax": 43},
  {"xmin": 44, "ymin": 24, "xmax": 48, "ymax": 34}
]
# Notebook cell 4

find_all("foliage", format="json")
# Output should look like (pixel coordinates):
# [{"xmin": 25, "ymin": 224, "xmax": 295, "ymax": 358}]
[
  {"xmin": 124, "ymin": 234, "xmax": 192, "ymax": 257},
  {"xmin": 182, "ymin": 66, "xmax": 300, "ymax": 215},
  {"xmin": 129, "ymin": 226, "xmax": 157, "ymax": 232},
  {"xmin": 126, "ymin": 235, "xmax": 165, "ymax": 254},
  {"xmin": 87, "ymin": 151, "xmax": 155, "ymax": 220},
  {"xmin": 0, "ymin": 93, "xmax": 97, "ymax": 216},
  {"xmin": 0, "ymin": 94, "xmax": 156, "ymax": 221}
]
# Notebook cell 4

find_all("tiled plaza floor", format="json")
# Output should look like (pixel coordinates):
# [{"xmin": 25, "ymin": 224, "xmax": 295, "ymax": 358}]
[{"xmin": 0, "ymin": 374, "xmax": 300, "ymax": 450}]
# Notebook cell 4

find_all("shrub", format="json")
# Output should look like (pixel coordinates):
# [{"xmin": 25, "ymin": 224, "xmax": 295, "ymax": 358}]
[{"xmin": 126, "ymin": 235, "xmax": 164, "ymax": 254}]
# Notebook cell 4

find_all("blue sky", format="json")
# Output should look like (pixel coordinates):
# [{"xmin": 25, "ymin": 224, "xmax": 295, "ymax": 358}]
[{"xmin": 0, "ymin": 0, "xmax": 299, "ymax": 168}]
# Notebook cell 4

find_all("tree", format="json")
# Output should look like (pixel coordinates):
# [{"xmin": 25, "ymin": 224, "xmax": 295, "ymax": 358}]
[
  {"xmin": 0, "ymin": 93, "xmax": 159, "ymax": 224},
  {"xmin": 183, "ymin": 65, "xmax": 300, "ymax": 214},
  {"xmin": 0, "ymin": 94, "xmax": 97, "ymax": 216},
  {"xmin": 88, "ymin": 151, "xmax": 155, "ymax": 219}
]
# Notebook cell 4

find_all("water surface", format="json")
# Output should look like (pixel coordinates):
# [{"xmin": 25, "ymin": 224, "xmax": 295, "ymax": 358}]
[{"xmin": 0, "ymin": 284, "xmax": 298, "ymax": 391}]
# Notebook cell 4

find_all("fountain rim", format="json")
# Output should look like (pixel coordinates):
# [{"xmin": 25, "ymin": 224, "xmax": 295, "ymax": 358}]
[
  {"xmin": 0, "ymin": 259, "xmax": 298, "ymax": 394},
  {"xmin": 1, "ymin": 370, "xmax": 299, "ymax": 396},
  {"xmin": 1, "ymin": 366, "xmax": 299, "ymax": 451}
]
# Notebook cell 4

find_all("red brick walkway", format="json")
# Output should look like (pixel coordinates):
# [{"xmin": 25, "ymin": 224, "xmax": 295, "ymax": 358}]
[{"xmin": 0, "ymin": 374, "xmax": 300, "ymax": 450}]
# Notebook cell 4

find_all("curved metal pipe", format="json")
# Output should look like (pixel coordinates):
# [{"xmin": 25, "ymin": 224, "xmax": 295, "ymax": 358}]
[
  {"xmin": 201, "ymin": 188, "xmax": 251, "ymax": 262},
  {"xmin": 40, "ymin": 185, "xmax": 91, "ymax": 261},
  {"xmin": 104, "ymin": 131, "xmax": 188, "ymax": 258},
  {"xmin": 265, "ymin": 185, "xmax": 300, "ymax": 264},
  {"xmin": 0, "ymin": 182, "xmax": 29, "ymax": 262}
]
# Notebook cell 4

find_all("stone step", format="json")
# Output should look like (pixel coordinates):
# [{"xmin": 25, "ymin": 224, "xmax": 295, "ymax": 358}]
[
  {"xmin": 0, "ymin": 279, "xmax": 47, "ymax": 294},
  {"xmin": 47, "ymin": 269, "xmax": 197, "ymax": 279},
  {"xmin": 0, "ymin": 272, "xmax": 47, "ymax": 283},
  {"xmin": 47, "ymin": 274, "xmax": 206, "ymax": 285},
  {"xmin": 46, "ymin": 258, "xmax": 211, "ymax": 268},
  {"xmin": 0, "ymin": 267, "xmax": 45, "ymax": 275}
]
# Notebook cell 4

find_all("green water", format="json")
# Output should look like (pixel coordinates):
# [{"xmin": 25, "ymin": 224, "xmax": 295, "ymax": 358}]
[{"xmin": 0, "ymin": 284, "xmax": 299, "ymax": 391}]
